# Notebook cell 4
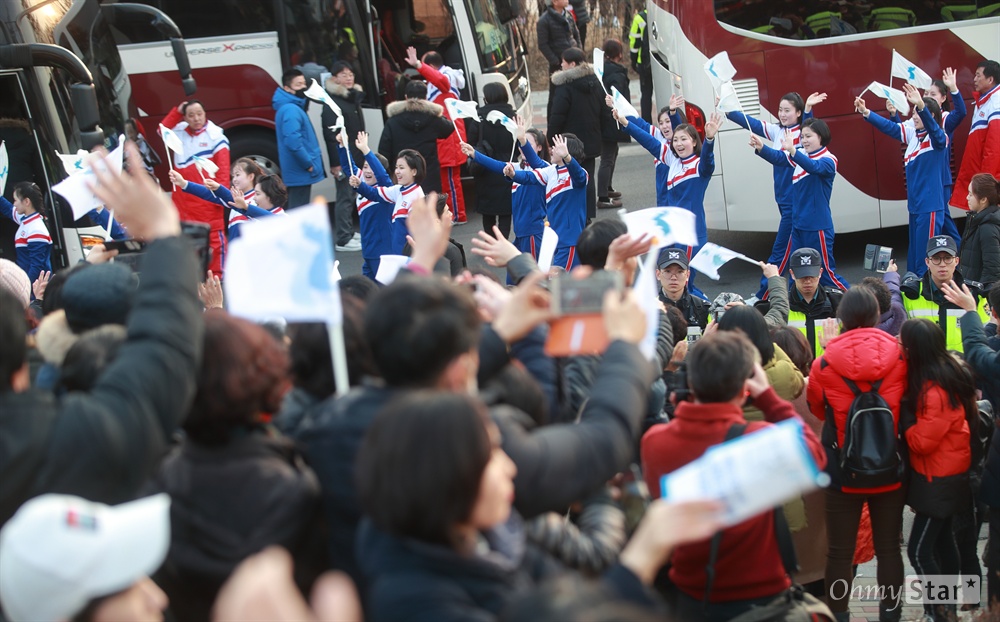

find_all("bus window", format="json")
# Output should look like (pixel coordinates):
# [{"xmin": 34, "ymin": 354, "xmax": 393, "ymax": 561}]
[
  {"xmin": 466, "ymin": 0, "xmax": 514, "ymax": 72},
  {"xmin": 107, "ymin": 0, "xmax": 277, "ymax": 42},
  {"xmin": 281, "ymin": 1, "xmax": 353, "ymax": 75},
  {"xmin": 412, "ymin": 0, "xmax": 455, "ymax": 39},
  {"xmin": 715, "ymin": 0, "xmax": 995, "ymax": 39},
  {"xmin": 0, "ymin": 74, "xmax": 47, "ymax": 267}
]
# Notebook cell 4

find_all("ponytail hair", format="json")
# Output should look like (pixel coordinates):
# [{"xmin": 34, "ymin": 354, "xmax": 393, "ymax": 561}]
[
  {"xmin": 931, "ymin": 79, "xmax": 951, "ymax": 112},
  {"xmin": 12, "ymin": 181, "xmax": 45, "ymax": 216},
  {"xmin": 970, "ymin": 173, "xmax": 1000, "ymax": 206},
  {"xmin": 922, "ymin": 97, "xmax": 942, "ymax": 126},
  {"xmin": 233, "ymin": 157, "xmax": 264, "ymax": 185},
  {"xmin": 780, "ymin": 92, "xmax": 806, "ymax": 124}
]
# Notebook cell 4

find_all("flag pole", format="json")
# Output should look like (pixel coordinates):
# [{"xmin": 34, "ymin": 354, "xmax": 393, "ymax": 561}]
[
  {"xmin": 165, "ymin": 148, "xmax": 175, "ymax": 189},
  {"xmin": 326, "ymin": 319, "xmax": 351, "ymax": 396},
  {"xmin": 104, "ymin": 208, "xmax": 114, "ymax": 241}
]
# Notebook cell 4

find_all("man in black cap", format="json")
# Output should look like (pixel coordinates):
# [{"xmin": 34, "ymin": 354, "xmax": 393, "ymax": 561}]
[
  {"xmin": 656, "ymin": 247, "xmax": 709, "ymax": 340},
  {"xmin": 787, "ymin": 247, "xmax": 843, "ymax": 357},
  {"xmin": 902, "ymin": 235, "xmax": 989, "ymax": 353}
]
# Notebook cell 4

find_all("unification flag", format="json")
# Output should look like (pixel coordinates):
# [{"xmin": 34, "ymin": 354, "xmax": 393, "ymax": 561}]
[
  {"xmin": 304, "ymin": 79, "xmax": 343, "ymax": 118},
  {"xmin": 375, "ymin": 254, "xmax": 411, "ymax": 285},
  {"xmin": 592, "ymin": 48, "xmax": 609, "ymax": 95},
  {"xmin": 485, "ymin": 110, "xmax": 517, "ymax": 137},
  {"xmin": 52, "ymin": 139, "xmax": 126, "ymax": 220},
  {"xmin": 862, "ymin": 80, "xmax": 910, "ymax": 116},
  {"xmin": 536, "ymin": 225, "xmax": 559, "ymax": 273},
  {"xmin": 610, "ymin": 86, "xmax": 639, "ymax": 120},
  {"xmin": 716, "ymin": 81, "xmax": 744, "ymax": 114},
  {"xmin": 0, "ymin": 142, "xmax": 7, "ymax": 196},
  {"xmin": 689, "ymin": 242, "xmax": 758, "ymax": 280},
  {"xmin": 58, "ymin": 150, "xmax": 89, "ymax": 176},
  {"xmin": 618, "ymin": 207, "xmax": 698, "ymax": 249},
  {"xmin": 891, "ymin": 50, "xmax": 933, "ymax": 90},
  {"xmin": 704, "ymin": 51, "xmax": 737, "ymax": 92},
  {"xmin": 445, "ymin": 98, "xmax": 480, "ymax": 121},
  {"xmin": 158, "ymin": 124, "xmax": 184, "ymax": 155},
  {"xmin": 633, "ymin": 249, "xmax": 661, "ymax": 361},
  {"xmin": 192, "ymin": 155, "xmax": 219, "ymax": 178}
]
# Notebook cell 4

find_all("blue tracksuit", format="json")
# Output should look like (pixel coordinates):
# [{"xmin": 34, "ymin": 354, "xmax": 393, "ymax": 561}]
[
  {"xmin": 757, "ymin": 144, "xmax": 849, "ymax": 291},
  {"xmin": 87, "ymin": 208, "xmax": 127, "ymax": 240},
  {"xmin": 508, "ymin": 156, "xmax": 588, "ymax": 269},
  {"xmin": 0, "ymin": 198, "xmax": 51, "ymax": 292},
  {"xmin": 181, "ymin": 182, "xmax": 276, "ymax": 243},
  {"xmin": 625, "ymin": 115, "xmax": 714, "ymax": 300},
  {"xmin": 726, "ymin": 109, "xmax": 812, "ymax": 297},
  {"xmin": 338, "ymin": 145, "xmax": 394, "ymax": 279},
  {"xmin": 471, "ymin": 142, "xmax": 548, "ymax": 261},
  {"xmin": 625, "ymin": 112, "xmax": 684, "ymax": 207},
  {"xmin": 866, "ymin": 106, "xmax": 948, "ymax": 276},
  {"xmin": 354, "ymin": 181, "xmax": 423, "ymax": 255}
]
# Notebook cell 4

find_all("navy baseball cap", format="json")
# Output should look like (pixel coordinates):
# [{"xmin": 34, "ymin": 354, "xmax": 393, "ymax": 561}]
[
  {"xmin": 657, "ymin": 248, "xmax": 689, "ymax": 270},
  {"xmin": 789, "ymin": 248, "xmax": 822, "ymax": 278},
  {"xmin": 926, "ymin": 235, "xmax": 958, "ymax": 257}
]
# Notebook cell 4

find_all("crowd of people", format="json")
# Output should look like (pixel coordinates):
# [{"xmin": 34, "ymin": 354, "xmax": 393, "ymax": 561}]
[{"xmin": 1, "ymin": 17, "xmax": 1000, "ymax": 622}]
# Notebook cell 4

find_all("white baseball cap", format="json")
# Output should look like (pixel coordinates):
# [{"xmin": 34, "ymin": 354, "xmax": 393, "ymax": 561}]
[{"xmin": 0, "ymin": 493, "xmax": 171, "ymax": 622}]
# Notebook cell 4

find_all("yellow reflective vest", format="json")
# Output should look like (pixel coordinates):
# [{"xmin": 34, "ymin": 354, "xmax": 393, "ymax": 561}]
[
  {"xmin": 901, "ymin": 280, "xmax": 990, "ymax": 353},
  {"xmin": 629, "ymin": 11, "xmax": 646, "ymax": 65}
]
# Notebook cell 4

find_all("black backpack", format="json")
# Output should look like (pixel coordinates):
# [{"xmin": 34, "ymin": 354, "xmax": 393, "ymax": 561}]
[{"xmin": 823, "ymin": 377, "xmax": 905, "ymax": 488}]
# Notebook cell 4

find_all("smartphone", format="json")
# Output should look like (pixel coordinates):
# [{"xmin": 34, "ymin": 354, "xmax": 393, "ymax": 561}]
[
  {"xmin": 549, "ymin": 270, "xmax": 624, "ymax": 316},
  {"xmin": 181, "ymin": 222, "xmax": 212, "ymax": 277},
  {"xmin": 864, "ymin": 244, "xmax": 892, "ymax": 273},
  {"xmin": 102, "ymin": 239, "xmax": 146, "ymax": 254}
]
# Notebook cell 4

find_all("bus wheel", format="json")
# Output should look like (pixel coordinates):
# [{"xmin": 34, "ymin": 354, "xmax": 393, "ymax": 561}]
[{"xmin": 230, "ymin": 131, "xmax": 280, "ymax": 176}]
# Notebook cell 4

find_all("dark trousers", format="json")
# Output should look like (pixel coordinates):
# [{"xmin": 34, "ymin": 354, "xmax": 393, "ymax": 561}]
[
  {"xmin": 577, "ymin": 22, "xmax": 588, "ymax": 49},
  {"xmin": 582, "ymin": 156, "xmax": 597, "ymax": 221},
  {"xmin": 638, "ymin": 63, "xmax": 654, "ymax": 123},
  {"xmin": 286, "ymin": 185, "xmax": 312, "ymax": 210},
  {"xmin": 598, "ymin": 140, "xmax": 620, "ymax": 200},
  {"xmin": 990, "ymin": 508, "xmax": 1000, "ymax": 607},
  {"xmin": 482, "ymin": 213, "xmax": 512, "ymax": 239},
  {"xmin": 332, "ymin": 174, "xmax": 355, "ymax": 245},
  {"xmin": 824, "ymin": 487, "xmax": 906, "ymax": 617},
  {"xmin": 909, "ymin": 513, "xmax": 960, "ymax": 618}
]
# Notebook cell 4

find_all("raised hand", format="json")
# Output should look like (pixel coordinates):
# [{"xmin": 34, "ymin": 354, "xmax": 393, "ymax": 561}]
[
  {"xmin": 942, "ymin": 67, "xmax": 958, "ymax": 92},
  {"xmin": 902, "ymin": 83, "xmax": 924, "ymax": 109},
  {"xmin": 605, "ymin": 94, "xmax": 614, "ymax": 109},
  {"xmin": 405, "ymin": 46, "xmax": 420, "ymax": 68},
  {"xmin": 805, "ymin": 91, "xmax": 828, "ymax": 112},
  {"xmin": 748, "ymin": 134, "xmax": 765, "ymax": 151},
  {"xmin": 228, "ymin": 189, "xmax": 248, "ymax": 211},
  {"xmin": 348, "ymin": 174, "xmax": 362, "ymax": 188},
  {"xmin": 705, "ymin": 111, "xmax": 722, "ymax": 140},
  {"xmin": 669, "ymin": 94, "xmax": 685, "ymax": 113},
  {"xmin": 491, "ymin": 271, "xmax": 554, "ymax": 343},
  {"xmin": 886, "ymin": 259, "xmax": 898, "ymax": 273},
  {"xmin": 406, "ymin": 192, "xmax": 451, "ymax": 272},
  {"xmin": 470, "ymin": 226, "xmax": 521, "ymax": 267},
  {"xmin": 32, "ymin": 270, "xmax": 51, "ymax": 300},
  {"xmin": 854, "ymin": 96, "xmax": 869, "ymax": 116},
  {"xmin": 515, "ymin": 114, "xmax": 527, "ymax": 143},
  {"xmin": 198, "ymin": 270, "xmax": 223, "ymax": 309},
  {"xmin": 459, "ymin": 141, "xmax": 476, "ymax": 158},
  {"xmin": 550, "ymin": 134, "xmax": 569, "ymax": 162},
  {"xmin": 610, "ymin": 106, "xmax": 627, "ymax": 126},
  {"xmin": 886, "ymin": 100, "xmax": 897, "ymax": 117},
  {"xmin": 781, "ymin": 131, "xmax": 796, "ymax": 155},
  {"xmin": 760, "ymin": 262, "xmax": 779, "ymax": 279},
  {"xmin": 940, "ymin": 280, "xmax": 978, "ymax": 312},
  {"xmin": 355, "ymin": 131, "xmax": 370, "ymax": 154},
  {"xmin": 204, "ymin": 179, "xmax": 221, "ymax": 191},
  {"xmin": 89, "ymin": 143, "xmax": 181, "ymax": 241},
  {"xmin": 502, "ymin": 162, "xmax": 516, "ymax": 178},
  {"xmin": 167, "ymin": 169, "xmax": 187, "ymax": 189}
]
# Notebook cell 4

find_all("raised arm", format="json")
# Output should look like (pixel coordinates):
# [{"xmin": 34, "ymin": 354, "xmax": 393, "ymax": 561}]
[
  {"xmin": 943, "ymin": 67, "xmax": 967, "ymax": 134},
  {"xmin": 754, "ymin": 142, "xmax": 793, "ymax": 168},
  {"xmin": 791, "ymin": 149, "xmax": 836, "ymax": 178},
  {"xmin": 0, "ymin": 196, "xmax": 13, "ymax": 222},
  {"xmin": 917, "ymin": 105, "xmax": 948, "ymax": 151},
  {"xmin": 621, "ymin": 116, "xmax": 671, "ymax": 164},
  {"xmin": 88, "ymin": 208, "xmax": 127, "ymax": 240}
]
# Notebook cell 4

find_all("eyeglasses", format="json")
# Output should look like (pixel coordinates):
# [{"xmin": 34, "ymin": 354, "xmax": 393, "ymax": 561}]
[{"xmin": 928, "ymin": 255, "xmax": 956, "ymax": 265}]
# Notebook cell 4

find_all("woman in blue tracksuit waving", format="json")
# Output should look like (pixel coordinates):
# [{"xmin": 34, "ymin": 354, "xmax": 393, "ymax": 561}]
[
  {"xmin": 857, "ymin": 83, "xmax": 949, "ymax": 276},
  {"xmin": 725, "ymin": 91, "xmax": 825, "ymax": 298},
  {"xmin": 613, "ymin": 105, "xmax": 721, "ymax": 301},
  {"xmin": 751, "ymin": 118, "xmax": 850, "ymax": 291}
]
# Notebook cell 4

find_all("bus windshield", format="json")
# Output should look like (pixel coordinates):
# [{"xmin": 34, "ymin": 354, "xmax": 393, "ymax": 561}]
[
  {"xmin": 716, "ymin": 0, "xmax": 1000, "ymax": 39},
  {"xmin": 466, "ymin": 0, "xmax": 519, "ymax": 75}
]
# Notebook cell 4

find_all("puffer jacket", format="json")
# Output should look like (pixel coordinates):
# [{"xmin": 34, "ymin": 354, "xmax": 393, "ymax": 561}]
[
  {"xmin": 548, "ymin": 63, "xmax": 613, "ymax": 159},
  {"xmin": 807, "ymin": 327, "xmax": 908, "ymax": 493},
  {"xmin": 743, "ymin": 345, "xmax": 804, "ymax": 423},
  {"xmin": 959, "ymin": 204, "xmax": 1000, "ymax": 288},
  {"xmin": 905, "ymin": 382, "xmax": 971, "ymax": 481},
  {"xmin": 600, "ymin": 61, "xmax": 631, "ymax": 143},
  {"xmin": 272, "ymin": 88, "xmax": 325, "ymax": 187},
  {"xmin": 321, "ymin": 81, "xmax": 366, "ymax": 167},
  {"xmin": 465, "ymin": 102, "xmax": 517, "ymax": 216}
]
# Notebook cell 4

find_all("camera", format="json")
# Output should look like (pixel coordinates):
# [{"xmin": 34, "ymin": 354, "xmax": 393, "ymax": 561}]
[
  {"xmin": 668, "ymin": 361, "xmax": 692, "ymax": 403},
  {"xmin": 550, "ymin": 270, "xmax": 624, "ymax": 316},
  {"xmin": 864, "ymin": 244, "xmax": 892, "ymax": 273}
]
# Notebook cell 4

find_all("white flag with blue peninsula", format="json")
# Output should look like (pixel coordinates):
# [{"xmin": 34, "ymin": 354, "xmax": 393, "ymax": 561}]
[
  {"xmin": 689, "ymin": 243, "xmax": 758, "ymax": 280},
  {"xmin": 304, "ymin": 79, "xmax": 343, "ymax": 118},
  {"xmin": 446, "ymin": 98, "xmax": 480, "ymax": 121},
  {"xmin": 52, "ymin": 139, "xmax": 126, "ymax": 220},
  {"xmin": 704, "ymin": 51, "xmax": 737, "ymax": 92},
  {"xmin": 891, "ymin": 50, "xmax": 932, "ymax": 90},
  {"xmin": 862, "ymin": 80, "xmax": 910, "ymax": 116},
  {"xmin": 610, "ymin": 86, "xmax": 639, "ymax": 120},
  {"xmin": 618, "ymin": 207, "xmax": 698, "ymax": 249}
]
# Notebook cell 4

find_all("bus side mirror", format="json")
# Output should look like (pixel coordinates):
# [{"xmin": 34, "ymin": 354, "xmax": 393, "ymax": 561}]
[
  {"xmin": 70, "ymin": 84, "xmax": 104, "ymax": 151},
  {"xmin": 170, "ymin": 38, "xmax": 197, "ymax": 96}
]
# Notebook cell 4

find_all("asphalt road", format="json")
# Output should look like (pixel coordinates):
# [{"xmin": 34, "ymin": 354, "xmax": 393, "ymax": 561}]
[{"xmin": 331, "ymin": 139, "xmax": 926, "ymax": 300}]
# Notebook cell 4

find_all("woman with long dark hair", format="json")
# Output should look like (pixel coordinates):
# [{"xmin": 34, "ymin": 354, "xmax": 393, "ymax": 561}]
[{"xmin": 898, "ymin": 318, "xmax": 976, "ymax": 622}]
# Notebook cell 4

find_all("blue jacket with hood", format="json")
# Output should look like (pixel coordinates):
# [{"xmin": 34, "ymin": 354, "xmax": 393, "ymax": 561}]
[{"xmin": 272, "ymin": 87, "xmax": 325, "ymax": 187}]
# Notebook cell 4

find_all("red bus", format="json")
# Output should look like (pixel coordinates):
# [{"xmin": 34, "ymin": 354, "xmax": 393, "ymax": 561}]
[{"xmin": 648, "ymin": 0, "xmax": 999, "ymax": 233}]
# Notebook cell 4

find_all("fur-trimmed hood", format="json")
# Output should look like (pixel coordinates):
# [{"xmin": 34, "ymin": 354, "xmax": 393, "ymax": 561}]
[
  {"xmin": 35, "ymin": 311, "xmax": 79, "ymax": 365},
  {"xmin": 324, "ymin": 80, "xmax": 364, "ymax": 100},
  {"xmin": 386, "ymin": 98, "xmax": 444, "ymax": 118},
  {"xmin": 550, "ymin": 63, "xmax": 596, "ymax": 86}
]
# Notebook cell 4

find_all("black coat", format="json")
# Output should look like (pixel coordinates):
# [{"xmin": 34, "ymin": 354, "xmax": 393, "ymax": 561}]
[
  {"xmin": 146, "ymin": 431, "xmax": 325, "ymax": 621},
  {"xmin": 548, "ymin": 64, "xmax": 613, "ymax": 159},
  {"xmin": 0, "ymin": 238, "xmax": 203, "ymax": 527},
  {"xmin": 301, "ymin": 324, "xmax": 655, "ymax": 587},
  {"xmin": 536, "ymin": 8, "xmax": 580, "ymax": 70},
  {"xmin": 321, "ymin": 81, "xmax": 366, "ymax": 169},
  {"xmin": 601, "ymin": 61, "xmax": 632, "ymax": 143},
  {"xmin": 378, "ymin": 98, "xmax": 455, "ymax": 194},
  {"xmin": 959, "ymin": 204, "xmax": 1000, "ymax": 288},
  {"xmin": 465, "ymin": 102, "xmax": 516, "ymax": 216}
]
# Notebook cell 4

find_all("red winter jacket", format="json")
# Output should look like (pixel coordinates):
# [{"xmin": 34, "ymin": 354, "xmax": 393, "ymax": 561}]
[
  {"xmin": 641, "ymin": 388, "xmax": 826, "ymax": 603},
  {"xmin": 906, "ymin": 382, "xmax": 970, "ymax": 481},
  {"xmin": 161, "ymin": 106, "xmax": 231, "ymax": 230},
  {"xmin": 807, "ymin": 327, "xmax": 907, "ymax": 494},
  {"xmin": 416, "ymin": 63, "xmax": 467, "ymax": 167}
]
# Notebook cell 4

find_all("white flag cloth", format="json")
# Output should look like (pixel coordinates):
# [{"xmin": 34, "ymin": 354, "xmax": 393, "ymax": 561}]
[
  {"xmin": 192, "ymin": 155, "xmax": 219, "ymax": 178},
  {"xmin": 375, "ymin": 254, "xmax": 411, "ymax": 285},
  {"xmin": 52, "ymin": 140, "xmax": 126, "ymax": 220},
  {"xmin": 225, "ymin": 201, "xmax": 342, "ymax": 323},
  {"xmin": 610, "ymin": 86, "xmax": 639, "ymax": 120},
  {"xmin": 618, "ymin": 207, "xmax": 699, "ymax": 249},
  {"xmin": 633, "ymin": 250, "xmax": 660, "ymax": 361},
  {"xmin": 660, "ymin": 419, "xmax": 827, "ymax": 526},
  {"xmin": 445, "ymin": 98, "xmax": 480, "ymax": 121},
  {"xmin": 716, "ymin": 81, "xmax": 743, "ymax": 114},
  {"xmin": 58, "ymin": 150, "xmax": 90, "ymax": 176},
  {"xmin": 0, "ymin": 142, "xmax": 7, "ymax": 196},
  {"xmin": 158, "ymin": 124, "xmax": 184, "ymax": 155},
  {"xmin": 592, "ymin": 48, "xmax": 609, "ymax": 94},
  {"xmin": 536, "ymin": 226, "xmax": 559, "ymax": 273},
  {"xmin": 689, "ymin": 242, "xmax": 758, "ymax": 280},
  {"xmin": 304, "ymin": 79, "xmax": 343, "ymax": 118},
  {"xmin": 704, "ymin": 51, "xmax": 737, "ymax": 92},
  {"xmin": 891, "ymin": 50, "xmax": 933, "ymax": 90},
  {"xmin": 862, "ymin": 80, "xmax": 910, "ymax": 116},
  {"xmin": 485, "ymin": 110, "xmax": 517, "ymax": 138}
]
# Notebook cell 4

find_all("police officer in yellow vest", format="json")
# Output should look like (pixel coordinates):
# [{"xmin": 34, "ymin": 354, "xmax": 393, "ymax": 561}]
[
  {"xmin": 902, "ymin": 235, "xmax": 990, "ymax": 353},
  {"xmin": 787, "ymin": 248, "xmax": 844, "ymax": 357},
  {"xmin": 628, "ymin": 7, "xmax": 653, "ymax": 123}
]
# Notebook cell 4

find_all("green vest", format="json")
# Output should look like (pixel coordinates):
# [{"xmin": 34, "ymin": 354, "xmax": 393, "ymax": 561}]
[
  {"xmin": 629, "ymin": 12, "xmax": 646, "ymax": 64},
  {"xmin": 901, "ymin": 282, "xmax": 990, "ymax": 353},
  {"xmin": 787, "ymin": 309, "xmax": 827, "ymax": 358}
]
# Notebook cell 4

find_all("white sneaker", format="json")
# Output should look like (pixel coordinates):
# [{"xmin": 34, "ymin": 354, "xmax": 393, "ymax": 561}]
[
  {"xmin": 336, "ymin": 239, "xmax": 362, "ymax": 252},
  {"xmin": 351, "ymin": 232, "xmax": 361, "ymax": 241}
]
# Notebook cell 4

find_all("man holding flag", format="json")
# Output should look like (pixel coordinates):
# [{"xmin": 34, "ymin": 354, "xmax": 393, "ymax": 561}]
[{"xmin": 159, "ymin": 100, "xmax": 230, "ymax": 274}]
